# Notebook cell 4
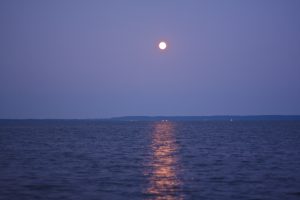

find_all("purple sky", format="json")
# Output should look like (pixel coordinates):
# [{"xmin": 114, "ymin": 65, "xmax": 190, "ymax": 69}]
[{"xmin": 1, "ymin": 0, "xmax": 300, "ymax": 118}]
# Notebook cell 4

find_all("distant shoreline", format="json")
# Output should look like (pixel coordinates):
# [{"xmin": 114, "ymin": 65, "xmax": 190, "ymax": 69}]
[
  {"xmin": 109, "ymin": 115, "xmax": 300, "ymax": 121},
  {"xmin": 1, "ymin": 115, "xmax": 300, "ymax": 121}
]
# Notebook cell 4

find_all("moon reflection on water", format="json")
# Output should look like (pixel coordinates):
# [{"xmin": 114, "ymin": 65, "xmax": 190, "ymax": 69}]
[{"xmin": 146, "ymin": 121, "xmax": 183, "ymax": 200}]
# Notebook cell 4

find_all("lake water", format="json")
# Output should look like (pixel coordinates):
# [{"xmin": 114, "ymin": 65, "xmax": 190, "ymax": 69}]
[{"xmin": 0, "ymin": 120, "xmax": 300, "ymax": 199}]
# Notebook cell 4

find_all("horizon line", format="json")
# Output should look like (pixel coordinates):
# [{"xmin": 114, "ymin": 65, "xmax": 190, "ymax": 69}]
[{"xmin": 1, "ymin": 114, "xmax": 300, "ymax": 120}]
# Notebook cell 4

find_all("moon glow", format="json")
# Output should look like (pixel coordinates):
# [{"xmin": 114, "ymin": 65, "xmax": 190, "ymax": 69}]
[{"xmin": 159, "ymin": 41, "xmax": 167, "ymax": 50}]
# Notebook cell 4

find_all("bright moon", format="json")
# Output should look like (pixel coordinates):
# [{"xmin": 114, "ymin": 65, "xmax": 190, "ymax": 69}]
[{"xmin": 159, "ymin": 41, "xmax": 167, "ymax": 50}]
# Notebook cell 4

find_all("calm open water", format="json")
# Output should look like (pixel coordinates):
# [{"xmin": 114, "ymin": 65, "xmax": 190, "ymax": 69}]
[{"xmin": 0, "ymin": 120, "xmax": 300, "ymax": 200}]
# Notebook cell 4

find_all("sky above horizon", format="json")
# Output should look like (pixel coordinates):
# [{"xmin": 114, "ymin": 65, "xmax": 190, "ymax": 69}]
[{"xmin": 1, "ymin": 0, "xmax": 300, "ymax": 118}]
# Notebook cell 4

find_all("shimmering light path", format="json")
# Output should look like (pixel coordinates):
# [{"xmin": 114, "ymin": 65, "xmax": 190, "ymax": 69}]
[{"xmin": 146, "ymin": 121, "xmax": 183, "ymax": 200}]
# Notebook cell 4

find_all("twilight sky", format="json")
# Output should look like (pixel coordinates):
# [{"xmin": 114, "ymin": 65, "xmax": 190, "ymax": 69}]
[{"xmin": 0, "ymin": 0, "xmax": 300, "ymax": 118}]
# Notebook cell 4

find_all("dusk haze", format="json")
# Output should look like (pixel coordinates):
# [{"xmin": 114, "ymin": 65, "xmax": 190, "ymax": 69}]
[
  {"xmin": 1, "ymin": 0, "xmax": 300, "ymax": 118},
  {"xmin": 1, "ymin": 1, "xmax": 300, "ymax": 200}
]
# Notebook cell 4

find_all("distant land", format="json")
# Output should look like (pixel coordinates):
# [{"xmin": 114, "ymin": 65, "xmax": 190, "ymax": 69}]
[
  {"xmin": 109, "ymin": 115, "xmax": 300, "ymax": 121},
  {"xmin": 1, "ymin": 115, "xmax": 300, "ymax": 121}
]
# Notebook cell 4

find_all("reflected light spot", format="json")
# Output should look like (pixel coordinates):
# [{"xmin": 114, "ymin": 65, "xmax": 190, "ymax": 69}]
[{"xmin": 145, "ymin": 121, "xmax": 183, "ymax": 200}]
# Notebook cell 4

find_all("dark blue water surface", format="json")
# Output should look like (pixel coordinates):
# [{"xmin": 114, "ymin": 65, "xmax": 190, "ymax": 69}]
[{"xmin": 1, "ymin": 120, "xmax": 300, "ymax": 200}]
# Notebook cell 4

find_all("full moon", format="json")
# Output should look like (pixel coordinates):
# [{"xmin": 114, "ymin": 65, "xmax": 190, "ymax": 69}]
[{"xmin": 158, "ymin": 41, "xmax": 167, "ymax": 50}]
